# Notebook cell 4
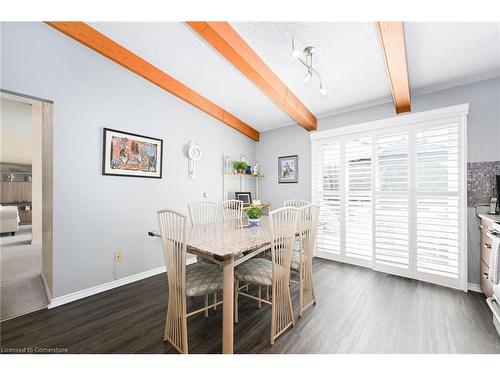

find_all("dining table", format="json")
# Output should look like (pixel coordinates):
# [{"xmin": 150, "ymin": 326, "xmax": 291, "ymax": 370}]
[{"xmin": 148, "ymin": 216, "xmax": 275, "ymax": 354}]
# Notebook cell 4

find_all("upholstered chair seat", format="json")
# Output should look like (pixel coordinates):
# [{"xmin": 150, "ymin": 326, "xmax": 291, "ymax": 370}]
[
  {"xmin": 235, "ymin": 258, "xmax": 274, "ymax": 286},
  {"xmin": 185, "ymin": 263, "xmax": 223, "ymax": 297}
]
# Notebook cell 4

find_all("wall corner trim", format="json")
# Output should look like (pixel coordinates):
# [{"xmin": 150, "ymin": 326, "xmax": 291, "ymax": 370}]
[
  {"xmin": 48, "ymin": 257, "xmax": 197, "ymax": 309},
  {"xmin": 40, "ymin": 273, "xmax": 52, "ymax": 303}
]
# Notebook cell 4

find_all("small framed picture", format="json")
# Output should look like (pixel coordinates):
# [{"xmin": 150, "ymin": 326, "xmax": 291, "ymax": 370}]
[
  {"xmin": 102, "ymin": 128, "xmax": 163, "ymax": 178},
  {"xmin": 278, "ymin": 155, "xmax": 298, "ymax": 183},
  {"xmin": 235, "ymin": 192, "xmax": 252, "ymax": 205}
]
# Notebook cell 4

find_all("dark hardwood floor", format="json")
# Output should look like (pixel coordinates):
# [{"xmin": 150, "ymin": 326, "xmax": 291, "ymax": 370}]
[{"xmin": 1, "ymin": 259, "xmax": 499, "ymax": 354}]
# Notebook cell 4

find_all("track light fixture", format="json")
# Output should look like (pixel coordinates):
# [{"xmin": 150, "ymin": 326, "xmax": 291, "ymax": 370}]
[{"xmin": 291, "ymin": 37, "xmax": 327, "ymax": 96}]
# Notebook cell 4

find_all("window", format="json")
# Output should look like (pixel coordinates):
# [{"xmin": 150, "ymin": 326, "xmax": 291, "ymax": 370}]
[{"xmin": 311, "ymin": 105, "xmax": 468, "ymax": 290}]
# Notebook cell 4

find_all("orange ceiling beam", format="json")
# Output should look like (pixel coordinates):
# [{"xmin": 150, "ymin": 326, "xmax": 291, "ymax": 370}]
[
  {"xmin": 45, "ymin": 22, "xmax": 260, "ymax": 141},
  {"xmin": 377, "ymin": 22, "xmax": 411, "ymax": 114},
  {"xmin": 187, "ymin": 21, "xmax": 317, "ymax": 131}
]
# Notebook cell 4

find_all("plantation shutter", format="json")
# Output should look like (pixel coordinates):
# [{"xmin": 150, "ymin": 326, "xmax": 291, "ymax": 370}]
[
  {"xmin": 311, "ymin": 104, "xmax": 466, "ymax": 291},
  {"xmin": 374, "ymin": 132, "xmax": 410, "ymax": 275},
  {"xmin": 314, "ymin": 141, "xmax": 342, "ymax": 259},
  {"xmin": 345, "ymin": 137, "xmax": 372, "ymax": 263},
  {"xmin": 415, "ymin": 123, "xmax": 460, "ymax": 285}
]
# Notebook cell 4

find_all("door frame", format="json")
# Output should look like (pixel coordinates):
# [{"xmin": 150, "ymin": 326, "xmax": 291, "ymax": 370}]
[{"xmin": 1, "ymin": 88, "xmax": 54, "ymax": 302}]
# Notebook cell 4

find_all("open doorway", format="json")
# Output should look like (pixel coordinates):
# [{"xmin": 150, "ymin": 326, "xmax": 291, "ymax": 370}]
[{"xmin": 0, "ymin": 91, "xmax": 53, "ymax": 321}]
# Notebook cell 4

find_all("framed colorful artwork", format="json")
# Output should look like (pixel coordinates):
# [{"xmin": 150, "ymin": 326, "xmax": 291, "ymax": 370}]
[{"xmin": 102, "ymin": 128, "xmax": 163, "ymax": 178}]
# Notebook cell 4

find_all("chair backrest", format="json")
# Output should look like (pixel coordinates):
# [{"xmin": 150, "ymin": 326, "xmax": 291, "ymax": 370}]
[
  {"xmin": 157, "ymin": 209, "xmax": 187, "ymax": 294},
  {"xmin": 269, "ymin": 206, "xmax": 299, "ymax": 274},
  {"xmin": 298, "ymin": 204, "xmax": 320, "ymax": 261},
  {"xmin": 283, "ymin": 199, "xmax": 309, "ymax": 208},
  {"xmin": 188, "ymin": 201, "xmax": 219, "ymax": 226},
  {"xmin": 157, "ymin": 209, "xmax": 188, "ymax": 352},
  {"xmin": 221, "ymin": 199, "xmax": 243, "ymax": 229}
]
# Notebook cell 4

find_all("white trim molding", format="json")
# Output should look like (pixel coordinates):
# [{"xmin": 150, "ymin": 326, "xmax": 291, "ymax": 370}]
[
  {"xmin": 49, "ymin": 257, "xmax": 197, "ymax": 309},
  {"xmin": 467, "ymin": 283, "xmax": 482, "ymax": 293},
  {"xmin": 310, "ymin": 103, "xmax": 469, "ymax": 140}
]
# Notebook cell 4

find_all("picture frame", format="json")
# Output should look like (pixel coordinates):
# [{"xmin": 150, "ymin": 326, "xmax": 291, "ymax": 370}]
[
  {"xmin": 102, "ymin": 128, "xmax": 163, "ymax": 178},
  {"xmin": 235, "ymin": 192, "xmax": 252, "ymax": 205},
  {"xmin": 278, "ymin": 155, "xmax": 298, "ymax": 183}
]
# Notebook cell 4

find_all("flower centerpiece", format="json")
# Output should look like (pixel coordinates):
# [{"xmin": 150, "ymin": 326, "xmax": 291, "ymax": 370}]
[
  {"xmin": 244, "ymin": 205, "xmax": 262, "ymax": 228},
  {"xmin": 232, "ymin": 160, "xmax": 249, "ymax": 175}
]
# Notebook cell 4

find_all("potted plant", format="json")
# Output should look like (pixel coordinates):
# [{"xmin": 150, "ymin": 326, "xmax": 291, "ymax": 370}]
[
  {"xmin": 244, "ymin": 205, "xmax": 262, "ymax": 228},
  {"xmin": 232, "ymin": 161, "xmax": 249, "ymax": 175}
]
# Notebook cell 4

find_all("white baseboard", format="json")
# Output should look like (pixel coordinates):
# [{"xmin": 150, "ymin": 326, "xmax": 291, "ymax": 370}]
[
  {"xmin": 49, "ymin": 257, "xmax": 197, "ymax": 309},
  {"xmin": 467, "ymin": 283, "xmax": 482, "ymax": 293}
]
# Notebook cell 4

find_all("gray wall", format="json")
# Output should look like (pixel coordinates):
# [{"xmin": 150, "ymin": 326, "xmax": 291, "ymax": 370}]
[
  {"xmin": 257, "ymin": 77, "xmax": 500, "ymax": 286},
  {"xmin": 318, "ymin": 77, "xmax": 500, "ymax": 163},
  {"xmin": 1, "ymin": 22, "xmax": 256, "ymax": 298},
  {"xmin": 256, "ymin": 125, "xmax": 311, "ymax": 209}
]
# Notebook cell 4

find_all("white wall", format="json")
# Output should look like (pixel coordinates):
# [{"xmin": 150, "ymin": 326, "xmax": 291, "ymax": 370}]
[
  {"xmin": 257, "ymin": 77, "xmax": 500, "ymax": 286},
  {"xmin": 1, "ymin": 22, "xmax": 256, "ymax": 298}
]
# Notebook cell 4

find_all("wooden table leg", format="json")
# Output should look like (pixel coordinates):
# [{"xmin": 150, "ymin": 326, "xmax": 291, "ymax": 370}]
[{"xmin": 222, "ymin": 260, "xmax": 234, "ymax": 354}]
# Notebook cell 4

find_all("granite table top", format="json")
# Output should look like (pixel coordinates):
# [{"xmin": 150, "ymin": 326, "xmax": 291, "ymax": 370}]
[
  {"xmin": 149, "ymin": 217, "xmax": 273, "ymax": 261},
  {"xmin": 185, "ymin": 217, "xmax": 273, "ymax": 259}
]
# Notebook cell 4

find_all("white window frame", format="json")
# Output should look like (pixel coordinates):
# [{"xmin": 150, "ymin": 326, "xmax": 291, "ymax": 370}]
[{"xmin": 311, "ymin": 103, "xmax": 469, "ymax": 291}]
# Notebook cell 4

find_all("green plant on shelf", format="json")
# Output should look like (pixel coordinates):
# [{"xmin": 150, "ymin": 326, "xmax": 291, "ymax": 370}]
[
  {"xmin": 232, "ymin": 161, "xmax": 249, "ymax": 173},
  {"xmin": 244, "ymin": 205, "xmax": 262, "ymax": 219}
]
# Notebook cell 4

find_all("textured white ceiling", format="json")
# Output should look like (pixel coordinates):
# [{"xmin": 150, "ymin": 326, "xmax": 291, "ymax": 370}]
[
  {"xmin": 231, "ymin": 22, "xmax": 392, "ymax": 119},
  {"xmin": 89, "ymin": 22, "xmax": 292, "ymax": 132},
  {"xmin": 405, "ymin": 22, "xmax": 500, "ymax": 92},
  {"xmin": 232, "ymin": 22, "xmax": 500, "ymax": 118},
  {"xmin": 89, "ymin": 22, "xmax": 500, "ymax": 134}
]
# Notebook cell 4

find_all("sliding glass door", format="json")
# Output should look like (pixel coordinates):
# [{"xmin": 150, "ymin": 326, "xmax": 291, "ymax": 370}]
[{"xmin": 311, "ymin": 106, "xmax": 467, "ymax": 290}]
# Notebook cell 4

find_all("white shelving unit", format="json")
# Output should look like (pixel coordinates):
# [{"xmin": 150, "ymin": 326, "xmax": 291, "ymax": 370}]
[
  {"xmin": 222, "ymin": 154, "xmax": 264, "ymax": 202},
  {"xmin": 223, "ymin": 173, "xmax": 263, "ymax": 201}
]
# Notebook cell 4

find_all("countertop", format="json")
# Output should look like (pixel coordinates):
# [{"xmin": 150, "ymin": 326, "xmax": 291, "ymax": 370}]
[{"xmin": 478, "ymin": 213, "xmax": 500, "ymax": 223}]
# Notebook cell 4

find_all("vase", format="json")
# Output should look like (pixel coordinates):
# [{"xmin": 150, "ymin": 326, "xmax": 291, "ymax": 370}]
[{"xmin": 248, "ymin": 218, "xmax": 261, "ymax": 229}]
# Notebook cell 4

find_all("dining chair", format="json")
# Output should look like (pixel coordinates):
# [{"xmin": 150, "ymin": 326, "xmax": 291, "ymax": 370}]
[
  {"xmin": 221, "ymin": 199, "xmax": 243, "ymax": 229},
  {"xmin": 188, "ymin": 201, "xmax": 221, "ymax": 308},
  {"xmin": 188, "ymin": 201, "xmax": 220, "ymax": 226},
  {"xmin": 290, "ymin": 204, "xmax": 320, "ymax": 317},
  {"xmin": 234, "ymin": 206, "xmax": 299, "ymax": 345},
  {"xmin": 283, "ymin": 199, "xmax": 310, "ymax": 254},
  {"xmin": 157, "ymin": 209, "xmax": 223, "ymax": 354},
  {"xmin": 283, "ymin": 199, "xmax": 309, "ymax": 208}
]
